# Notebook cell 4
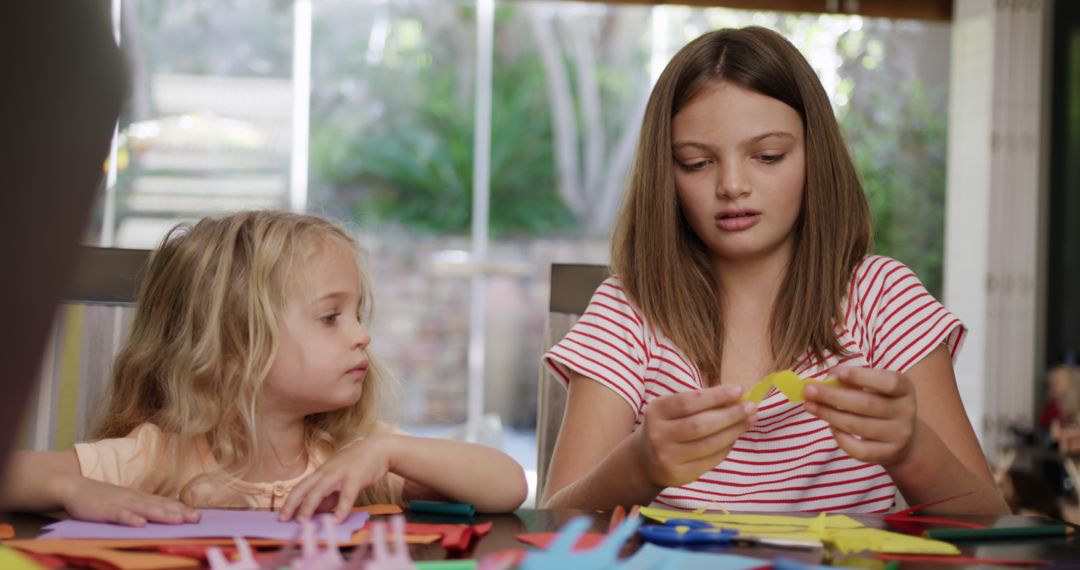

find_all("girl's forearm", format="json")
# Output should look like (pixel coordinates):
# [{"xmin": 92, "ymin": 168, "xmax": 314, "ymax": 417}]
[
  {"xmin": 542, "ymin": 434, "xmax": 663, "ymax": 510},
  {"xmin": 888, "ymin": 423, "xmax": 1009, "ymax": 515},
  {"xmin": 0, "ymin": 451, "xmax": 79, "ymax": 512},
  {"xmin": 387, "ymin": 435, "xmax": 527, "ymax": 512}
]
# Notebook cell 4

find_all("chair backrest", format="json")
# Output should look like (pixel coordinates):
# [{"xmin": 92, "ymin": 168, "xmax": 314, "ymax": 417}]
[
  {"xmin": 536, "ymin": 263, "xmax": 610, "ymax": 501},
  {"xmin": 19, "ymin": 246, "xmax": 150, "ymax": 451}
]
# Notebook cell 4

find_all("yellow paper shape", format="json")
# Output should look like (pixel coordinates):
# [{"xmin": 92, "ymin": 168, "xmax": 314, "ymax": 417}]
[
  {"xmin": 638, "ymin": 506, "xmax": 959, "ymax": 556},
  {"xmin": 828, "ymin": 527, "xmax": 959, "ymax": 555},
  {"xmin": 640, "ymin": 506, "xmax": 863, "ymax": 530},
  {"xmin": 0, "ymin": 546, "xmax": 44, "ymax": 570},
  {"xmin": 744, "ymin": 376, "xmax": 775, "ymax": 403},
  {"xmin": 740, "ymin": 371, "xmax": 841, "ymax": 404}
]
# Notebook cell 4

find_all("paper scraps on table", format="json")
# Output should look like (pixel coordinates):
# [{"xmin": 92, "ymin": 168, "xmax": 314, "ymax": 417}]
[
  {"xmin": 520, "ymin": 515, "xmax": 640, "ymax": 570},
  {"xmin": 881, "ymin": 492, "xmax": 986, "ymax": 536},
  {"xmin": 638, "ymin": 507, "xmax": 959, "ymax": 555},
  {"xmin": 519, "ymin": 516, "xmax": 834, "ymax": 570},
  {"xmin": 9, "ymin": 539, "xmax": 199, "ymax": 570},
  {"xmin": 37, "ymin": 509, "xmax": 370, "ymax": 541},
  {"xmin": 7, "ymin": 510, "xmax": 460, "ymax": 570},
  {"xmin": 208, "ymin": 514, "xmax": 483, "ymax": 570},
  {"xmin": 741, "ymin": 371, "xmax": 841, "ymax": 404},
  {"xmin": 404, "ymin": 521, "xmax": 493, "ymax": 550},
  {"xmin": 516, "ymin": 531, "xmax": 609, "ymax": 552},
  {"xmin": 207, "ymin": 514, "xmax": 413, "ymax": 570},
  {"xmin": 6, "ymin": 530, "xmax": 443, "ymax": 570},
  {"xmin": 354, "ymin": 503, "xmax": 404, "ymax": 516}
]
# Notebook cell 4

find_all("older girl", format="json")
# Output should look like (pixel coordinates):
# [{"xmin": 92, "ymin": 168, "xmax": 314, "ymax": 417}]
[{"xmin": 542, "ymin": 27, "xmax": 1007, "ymax": 515}]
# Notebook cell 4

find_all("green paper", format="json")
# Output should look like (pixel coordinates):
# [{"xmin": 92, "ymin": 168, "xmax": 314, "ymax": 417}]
[{"xmin": 409, "ymin": 500, "xmax": 477, "ymax": 517}]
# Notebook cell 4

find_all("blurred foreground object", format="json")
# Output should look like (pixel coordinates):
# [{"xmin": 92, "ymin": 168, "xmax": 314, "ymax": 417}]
[{"xmin": 0, "ymin": 3, "xmax": 125, "ymax": 470}]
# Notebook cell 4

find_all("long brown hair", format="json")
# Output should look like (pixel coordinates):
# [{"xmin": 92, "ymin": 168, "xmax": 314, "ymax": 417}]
[
  {"xmin": 611, "ymin": 26, "xmax": 871, "ymax": 384},
  {"xmin": 93, "ymin": 210, "xmax": 396, "ymax": 504}
]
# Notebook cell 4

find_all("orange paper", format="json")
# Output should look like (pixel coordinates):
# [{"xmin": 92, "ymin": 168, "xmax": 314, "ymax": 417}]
[{"xmin": 9, "ymin": 540, "xmax": 197, "ymax": 570}]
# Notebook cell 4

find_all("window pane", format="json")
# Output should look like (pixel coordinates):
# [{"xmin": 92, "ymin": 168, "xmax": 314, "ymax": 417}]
[
  {"xmin": 93, "ymin": 1, "xmax": 949, "ymax": 502},
  {"xmin": 308, "ymin": 0, "xmax": 476, "ymax": 427},
  {"xmin": 90, "ymin": 0, "xmax": 295, "ymax": 248},
  {"xmin": 483, "ymin": 1, "xmax": 654, "ymax": 436}
]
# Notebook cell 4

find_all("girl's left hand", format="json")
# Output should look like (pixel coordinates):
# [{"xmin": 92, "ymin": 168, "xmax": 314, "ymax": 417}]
[
  {"xmin": 803, "ymin": 367, "xmax": 919, "ymax": 466},
  {"xmin": 278, "ymin": 435, "xmax": 394, "ymax": 522}
]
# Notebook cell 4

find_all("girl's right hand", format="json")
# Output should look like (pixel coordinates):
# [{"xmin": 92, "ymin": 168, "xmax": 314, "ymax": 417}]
[
  {"xmin": 636, "ymin": 384, "xmax": 756, "ymax": 488},
  {"xmin": 57, "ymin": 474, "xmax": 201, "ymax": 527}
]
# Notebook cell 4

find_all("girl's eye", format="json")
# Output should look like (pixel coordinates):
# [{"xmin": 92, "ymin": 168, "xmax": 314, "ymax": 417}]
[
  {"xmin": 320, "ymin": 313, "xmax": 340, "ymax": 325},
  {"xmin": 758, "ymin": 153, "xmax": 785, "ymax": 164},
  {"xmin": 678, "ymin": 160, "xmax": 710, "ymax": 172}
]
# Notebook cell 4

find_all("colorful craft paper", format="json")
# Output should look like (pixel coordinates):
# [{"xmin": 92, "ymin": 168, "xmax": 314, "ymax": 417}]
[
  {"xmin": 516, "ymin": 531, "xmax": 608, "ymax": 551},
  {"xmin": 741, "ymin": 371, "xmax": 841, "ymax": 404},
  {"xmin": 881, "ymin": 492, "xmax": 985, "ymax": 535},
  {"xmin": 519, "ymin": 516, "xmax": 832, "ymax": 570},
  {"xmin": 7, "ymin": 507, "xmax": 495, "ymax": 570},
  {"xmin": 355, "ymin": 503, "xmax": 405, "ymax": 516},
  {"xmin": 7, "ymin": 530, "xmax": 441, "ymax": 551},
  {"xmin": 638, "ymin": 507, "xmax": 959, "ymax": 555},
  {"xmin": 5, "ymin": 529, "xmax": 442, "ymax": 570},
  {"xmin": 207, "ymin": 515, "xmax": 415, "ymax": 570},
  {"xmin": 406, "ymin": 521, "xmax": 493, "ymax": 550},
  {"xmin": 38, "ymin": 509, "xmax": 369, "ymax": 541},
  {"xmin": 9, "ymin": 540, "xmax": 198, "ymax": 570},
  {"xmin": 521, "ymin": 516, "xmax": 642, "ymax": 570}
]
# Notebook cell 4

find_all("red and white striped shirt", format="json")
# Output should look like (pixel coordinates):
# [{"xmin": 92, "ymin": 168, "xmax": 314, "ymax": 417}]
[{"xmin": 543, "ymin": 255, "xmax": 965, "ymax": 513}]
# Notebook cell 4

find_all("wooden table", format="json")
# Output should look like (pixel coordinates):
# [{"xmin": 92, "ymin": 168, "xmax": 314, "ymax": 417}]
[{"xmin": 4, "ymin": 509, "xmax": 1080, "ymax": 568}]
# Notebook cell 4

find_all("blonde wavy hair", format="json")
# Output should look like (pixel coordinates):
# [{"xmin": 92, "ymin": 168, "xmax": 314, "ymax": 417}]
[
  {"xmin": 92, "ymin": 210, "xmax": 396, "ymax": 505},
  {"xmin": 612, "ymin": 27, "xmax": 871, "ymax": 383}
]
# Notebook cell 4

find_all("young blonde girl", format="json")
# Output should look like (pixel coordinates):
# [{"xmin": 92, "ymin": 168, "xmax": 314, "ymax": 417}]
[
  {"xmin": 542, "ymin": 27, "xmax": 1007, "ymax": 515},
  {"xmin": 2, "ymin": 211, "xmax": 526, "ymax": 525}
]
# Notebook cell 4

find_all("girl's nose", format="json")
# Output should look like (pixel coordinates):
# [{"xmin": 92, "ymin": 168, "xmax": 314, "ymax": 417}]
[
  {"xmin": 352, "ymin": 319, "xmax": 371, "ymax": 349},
  {"xmin": 717, "ymin": 160, "xmax": 751, "ymax": 199}
]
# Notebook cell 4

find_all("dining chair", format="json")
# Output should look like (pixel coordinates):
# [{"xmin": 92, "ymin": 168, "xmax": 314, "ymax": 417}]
[
  {"xmin": 536, "ymin": 262, "xmax": 610, "ymax": 500},
  {"xmin": 18, "ymin": 246, "xmax": 150, "ymax": 451}
]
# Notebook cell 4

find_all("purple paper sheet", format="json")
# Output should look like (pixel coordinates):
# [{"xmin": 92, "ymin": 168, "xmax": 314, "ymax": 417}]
[{"xmin": 38, "ymin": 509, "xmax": 370, "ymax": 541}]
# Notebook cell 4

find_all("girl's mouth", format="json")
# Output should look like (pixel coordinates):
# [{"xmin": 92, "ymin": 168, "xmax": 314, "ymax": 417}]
[{"xmin": 715, "ymin": 211, "xmax": 760, "ymax": 231}]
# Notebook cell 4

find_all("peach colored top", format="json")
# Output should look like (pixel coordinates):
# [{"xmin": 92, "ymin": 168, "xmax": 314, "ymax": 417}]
[{"xmin": 74, "ymin": 423, "xmax": 329, "ymax": 510}]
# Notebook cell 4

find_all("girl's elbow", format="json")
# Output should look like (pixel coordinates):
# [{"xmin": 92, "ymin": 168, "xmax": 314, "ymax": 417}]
[
  {"xmin": 484, "ymin": 462, "xmax": 528, "ymax": 512},
  {"xmin": 502, "ymin": 463, "xmax": 529, "ymax": 511}
]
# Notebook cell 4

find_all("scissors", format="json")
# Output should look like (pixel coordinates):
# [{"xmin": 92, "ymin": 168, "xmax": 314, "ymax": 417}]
[{"xmin": 637, "ymin": 518, "xmax": 739, "ymax": 545}]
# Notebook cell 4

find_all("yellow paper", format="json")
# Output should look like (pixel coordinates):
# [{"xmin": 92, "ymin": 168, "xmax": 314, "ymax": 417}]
[
  {"xmin": 740, "ymin": 371, "xmax": 841, "ymax": 404},
  {"xmin": 0, "ymin": 546, "xmax": 44, "ymax": 570},
  {"xmin": 640, "ymin": 506, "xmax": 863, "ymax": 530},
  {"xmin": 828, "ymin": 527, "xmax": 959, "ymax": 555},
  {"xmin": 638, "ymin": 507, "xmax": 959, "ymax": 555}
]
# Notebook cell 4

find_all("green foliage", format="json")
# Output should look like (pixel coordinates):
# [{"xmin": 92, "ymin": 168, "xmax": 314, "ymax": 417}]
[
  {"xmin": 840, "ymin": 81, "xmax": 947, "ymax": 296},
  {"xmin": 311, "ymin": 18, "xmax": 574, "ymax": 237}
]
